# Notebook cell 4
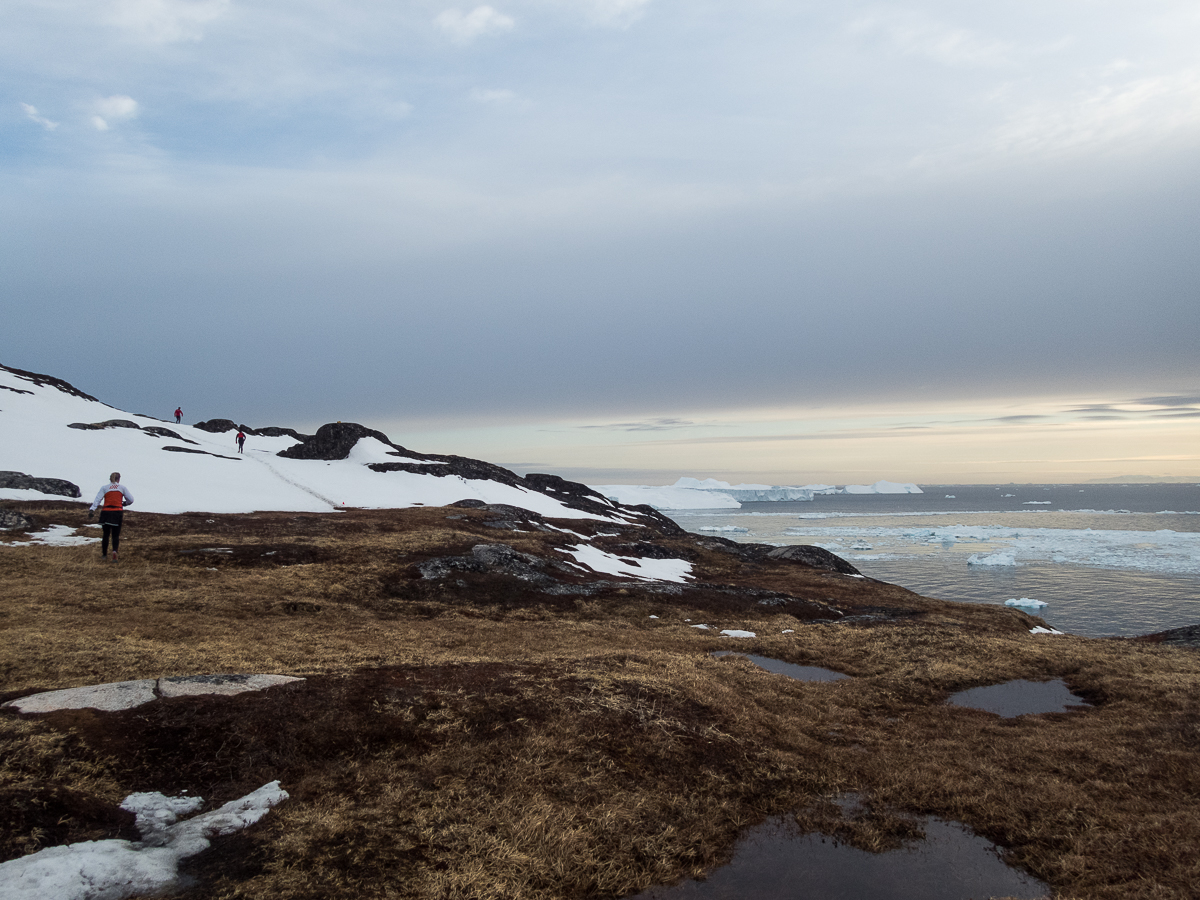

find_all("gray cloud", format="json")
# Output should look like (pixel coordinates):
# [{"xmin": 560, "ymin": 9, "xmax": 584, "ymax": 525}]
[{"xmin": 1, "ymin": 1, "xmax": 1199, "ymax": 438}]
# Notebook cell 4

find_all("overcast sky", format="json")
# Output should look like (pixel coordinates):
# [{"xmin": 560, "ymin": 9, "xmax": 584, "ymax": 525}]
[{"xmin": 3, "ymin": 1, "xmax": 1198, "ymax": 483}]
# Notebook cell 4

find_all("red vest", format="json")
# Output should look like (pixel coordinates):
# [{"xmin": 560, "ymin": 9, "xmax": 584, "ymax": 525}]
[{"xmin": 103, "ymin": 489, "xmax": 125, "ymax": 511}]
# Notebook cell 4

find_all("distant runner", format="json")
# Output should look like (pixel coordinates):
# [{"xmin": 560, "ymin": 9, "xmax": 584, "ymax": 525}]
[
  {"xmin": 174, "ymin": 406, "xmax": 182, "ymax": 424},
  {"xmin": 88, "ymin": 472, "xmax": 133, "ymax": 562},
  {"xmin": 236, "ymin": 430, "xmax": 246, "ymax": 453}
]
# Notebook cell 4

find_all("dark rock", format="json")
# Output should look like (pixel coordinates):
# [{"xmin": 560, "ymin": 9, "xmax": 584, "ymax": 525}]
[
  {"xmin": 1136, "ymin": 624, "xmax": 1200, "ymax": 649},
  {"xmin": 0, "ymin": 471, "xmax": 82, "ymax": 498},
  {"xmin": 192, "ymin": 419, "xmax": 311, "ymax": 440},
  {"xmin": 417, "ymin": 543, "xmax": 557, "ymax": 585},
  {"xmin": 0, "ymin": 508, "xmax": 34, "ymax": 530},
  {"xmin": 0, "ymin": 384, "xmax": 33, "ymax": 395},
  {"xmin": 763, "ymin": 544, "xmax": 863, "ymax": 576},
  {"xmin": 278, "ymin": 422, "xmax": 411, "ymax": 461},
  {"xmin": 624, "ymin": 504, "xmax": 687, "ymax": 535},
  {"xmin": 522, "ymin": 473, "xmax": 612, "ymax": 508},
  {"xmin": 0, "ymin": 363, "xmax": 101, "ymax": 402},
  {"xmin": 67, "ymin": 419, "xmax": 140, "ymax": 431},
  {"xmin": 252, "ymin": 426, "xmax": 312, "ymax": 440},
  {"xmin": 370, "ymin": 461, "xmax": 457, "ymax": 477},
  {"xmin": 141, "ymin": 426, "xmax": 196, "ymax": 444},
  {"xmin": 162, "ymin": 447, "xmax": 241, "ymax": 460}
]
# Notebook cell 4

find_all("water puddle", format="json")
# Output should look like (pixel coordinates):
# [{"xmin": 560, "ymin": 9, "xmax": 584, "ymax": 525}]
[
  {"xmin": 948, "ymin": 678, "xmax": 1090, "ymax": 717},
  {"xmin": 711, "ymin": 652, "xmax": 849, "ymax": 683},
  {"xmin": 629, "ymin": 815, "xmax": 1049, "ymax": 899}
]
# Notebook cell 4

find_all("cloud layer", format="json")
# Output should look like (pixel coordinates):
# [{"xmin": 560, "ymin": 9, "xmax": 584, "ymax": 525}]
[{"xmin": 2, "ymin": 1, "xmax": 1198, "ymax": 479}]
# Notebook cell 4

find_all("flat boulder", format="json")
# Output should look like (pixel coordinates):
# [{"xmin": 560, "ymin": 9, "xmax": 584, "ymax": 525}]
[
  {"xmin": 0, "ymin": 470, "xmax": 81, "ymax": 498},
  {"xmin": 4, "ymin": 674, "xmax": 303, "ymax": 713}
]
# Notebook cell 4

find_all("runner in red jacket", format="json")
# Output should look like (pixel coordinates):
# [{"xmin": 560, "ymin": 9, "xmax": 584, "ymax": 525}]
[{"xmin": 89, "ymin": 473, "xmax": 134, "ymax": 562}]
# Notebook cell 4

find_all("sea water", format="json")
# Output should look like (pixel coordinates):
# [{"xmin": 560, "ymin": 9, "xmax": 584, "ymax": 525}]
[{"xmin": 666, "ymin": 483, "xmax": 1200, "ymax": 638}]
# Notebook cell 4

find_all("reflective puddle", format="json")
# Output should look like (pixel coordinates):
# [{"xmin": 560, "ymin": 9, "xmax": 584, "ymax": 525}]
[
  {"xmin": 711, "ymin": 652, "xmax": 849, "ymax": 683},
  {"xmin": 629, "ymin": 815, "xmax": 1049, "ymax": 900},
  {"xmin": 948, "ymin": 678, "xmax": 1091, "ymax": 717}
]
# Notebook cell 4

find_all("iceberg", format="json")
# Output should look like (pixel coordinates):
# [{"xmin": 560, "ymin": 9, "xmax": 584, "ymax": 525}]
[
  {"xmin": 590, "ymin": 476, "xmax": 922, "ymax": 510},
  {"xmin": 843, "ymin": 480, "xmax": 923, "ymax": 494},
  {"xmin": 591, "ymin": 484, "xmax": 740, "ymax": 510},
  {"xmin": 1005, "ymin": 597, "xmax": 1048, "ymax": 609},
  {"xmin": 968, "ymin": 551, "xmax": 1017, "ymax": 567},
  {"xmin": 673, "ymin": 477, "xmax": 817, "ymax": 502}
]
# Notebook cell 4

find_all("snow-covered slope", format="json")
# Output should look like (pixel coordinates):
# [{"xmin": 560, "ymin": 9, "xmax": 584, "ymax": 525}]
[{"xmin": 0, "ymin": 364, "xmax": 634, "ymax": 521}]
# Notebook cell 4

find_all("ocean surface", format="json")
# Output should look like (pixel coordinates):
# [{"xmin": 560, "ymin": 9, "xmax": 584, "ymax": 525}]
[{"xmin": 665, "ymin": 483, "xmax": 1200, "ymax": 638}]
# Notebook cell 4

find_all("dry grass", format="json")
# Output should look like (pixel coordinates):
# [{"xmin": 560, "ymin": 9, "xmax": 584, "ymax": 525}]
[{"xmin": 2, "ymin": 501, "xmax": 1199, "ymax": 899}]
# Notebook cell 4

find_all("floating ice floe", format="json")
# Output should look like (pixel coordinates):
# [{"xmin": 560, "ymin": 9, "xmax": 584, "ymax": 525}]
[
  {"xmin": 967, "ymin": 551, "xmax": 1017, "ymax": 567},
  {"xmin": 779, "ymin": 520, "xmax": 1200, "ymax": 576},
  {"xmin": 0, "ymin": 782, "xmax": 288, "ymax": 900},
  {"xmin": 697, "ymin": 525, "xmax": 750, "ymax": 533},
  {"xmin": 1005, "ymin": 597, "xmax": 1048, "ymax": 609}
]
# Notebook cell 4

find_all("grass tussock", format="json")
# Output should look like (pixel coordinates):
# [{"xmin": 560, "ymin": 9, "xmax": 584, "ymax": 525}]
[{"xmin": 2, "ymin": 501, "xmax": 1199, "ymax": 899}]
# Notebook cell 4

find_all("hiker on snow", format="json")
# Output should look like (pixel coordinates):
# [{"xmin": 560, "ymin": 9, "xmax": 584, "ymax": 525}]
[
  {"xmin": 174, "ymin": 406, "xmax": 182, "ymax": 424},
  {"xmin": 236, "ymin": 430, "xmax": 246, "ymax": 453},
  {"xmin": 88, "ymin": 472, "xmax": 133, "ymax": 562}
]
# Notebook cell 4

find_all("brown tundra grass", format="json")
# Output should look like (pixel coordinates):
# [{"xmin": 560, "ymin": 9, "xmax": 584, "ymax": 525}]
[{"xmin": 1, "ymin": 501, "xmax": 1198, "ymax": 899}]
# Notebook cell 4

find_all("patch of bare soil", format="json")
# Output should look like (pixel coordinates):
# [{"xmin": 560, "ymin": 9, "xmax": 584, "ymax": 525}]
[{"xmin": 2, "ymin": 501, "xmax": 1199, "ymax": 899}]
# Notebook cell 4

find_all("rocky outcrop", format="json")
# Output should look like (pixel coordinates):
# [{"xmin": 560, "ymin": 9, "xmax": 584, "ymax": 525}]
[
  {"xmin": 281, "ymin": 421, "xmax": 652, "ymax": 522},
  {"xmin": 0, "ymin": 471, "xmax": 81, "ymax": 498},
  {"xmin": 162, "ymin": 447, "xmax": 241, "ymax": 460},
  {"xmin": 762, "ymin": 544, "xmax": 863, "ymax": 576},
  {"xmin": 687, "ymin": 534, "xmax": 863, "ymax": 576},
  {"xmin": 1, "ymin": 363, "xmax": 101, "ymax": 402},
  {"xmin": 194, "ymin": 419, "xmax": 311, "ymax": 441},
  {"xmin": 0, "ymin": 508, "xmax": 34, "ymax": 530},
  {"xmin": 417, "ymin": 543, "xmax": 564, "ymax": 586},
  {"xmin": 68, "ymin": 420, "xmax": 199, "ymax": 445},
  {"xmin": 68, "ymin": 419, "xmax": 141, "ymax": 430},
  {"xmin": 142, "ymin": 426, "xmax": 195, "ymax": 443},
  {"xmin": 1136, "ymin": 624, "xmax": 1200, "ymax": 649}
]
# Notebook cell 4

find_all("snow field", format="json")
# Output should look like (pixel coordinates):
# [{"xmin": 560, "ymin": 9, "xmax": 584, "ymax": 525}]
[{"xmin": 0, "ymin": 368, "xmax": 614, "ymax": 519}]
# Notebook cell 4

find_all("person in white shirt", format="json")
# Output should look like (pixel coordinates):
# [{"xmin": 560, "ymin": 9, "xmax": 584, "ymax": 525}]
[{"xmin": 89, "ymin": 472, "xmax": 134, "ymax": 562}]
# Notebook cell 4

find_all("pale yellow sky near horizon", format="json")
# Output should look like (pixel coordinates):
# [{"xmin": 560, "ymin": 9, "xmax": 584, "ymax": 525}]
[{"xmin": 368, "ymin": 392, "xmax": 1200, "ymax": 485}]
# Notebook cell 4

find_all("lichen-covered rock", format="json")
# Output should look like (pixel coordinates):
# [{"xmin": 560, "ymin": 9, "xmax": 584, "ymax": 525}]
[
  {"xmin": 0, "ymin": 508, "xmax": 34, "ymax": 530},
  {"xmin": 0, "ymin": 471, "xmax": 81, "ymax": 498}
]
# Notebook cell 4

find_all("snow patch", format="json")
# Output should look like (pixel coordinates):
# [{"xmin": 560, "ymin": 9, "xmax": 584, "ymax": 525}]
[
  {"xmin": 0, "ymin": 782, "xmax": 288, "ymax": 900},
  {"xmin": 558, "ymin": 544, "xmax": 693, "ymax": 583},
  {"xmin": 4, "ymin": 525, "xmax": 99, "ymax": 547}
]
